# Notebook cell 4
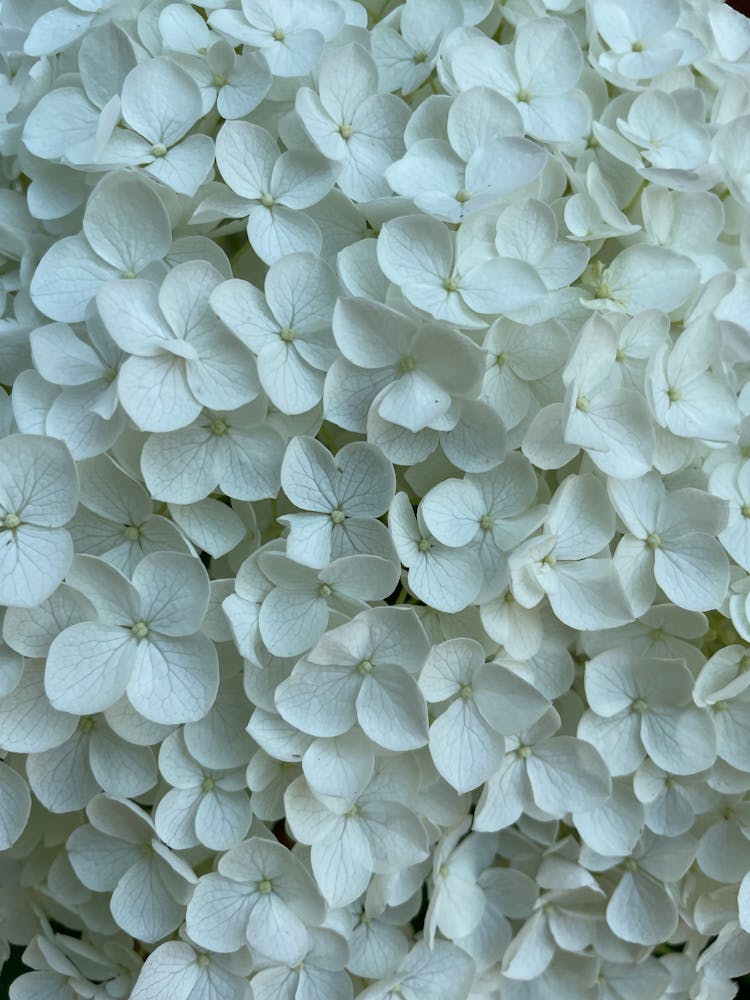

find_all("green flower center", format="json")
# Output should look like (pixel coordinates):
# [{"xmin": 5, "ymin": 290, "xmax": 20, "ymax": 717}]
[{"xmin": 131, "ymin": 621, "xmax": 150, "ymax": 640}]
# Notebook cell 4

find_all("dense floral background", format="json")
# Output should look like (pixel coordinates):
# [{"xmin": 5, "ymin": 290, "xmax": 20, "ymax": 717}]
[{"xmin": 3, "ymin": 0, "xmax": 750, "ymax": 997}]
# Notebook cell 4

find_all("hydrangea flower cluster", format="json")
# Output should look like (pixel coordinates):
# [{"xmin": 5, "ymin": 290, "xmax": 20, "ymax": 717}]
[{"xmin": 3, "ymin": 0, "xmax": 750, "ymax": 996}]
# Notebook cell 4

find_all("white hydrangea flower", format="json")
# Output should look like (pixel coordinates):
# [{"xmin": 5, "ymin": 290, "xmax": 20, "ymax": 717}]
[
  {"xmin": 589, "ymin": 0, "xmax": 703, "ymax": 81},
  {"xmin": 98, "ymin": 58, "xmax": 215, "ymax": 196},
  {"xmin": 608, "ymin": 472, "xmax": 730, "ymax": 615},
  {"xmin": 578, "ymin": 646, "xmax": 716, "ymax": 776},
  {"xmin": 377, "ymin": 214, "xmax": 547, "ymax": 325},
  {"xmin": 448, "ymin": 17, "xmax": 590, "ymax": 143},
  {"xmin": 420, "ymin": 452, "xmax": 544, "ymax": 600},
  {"xmin": 210, "ymin": 121, "xmax": 339, "ymax": 263},
  {"xmin": 249, "ymin": 927, "xmax": 353, "ymax": 1000},
  {"xmin": 67, "ymin": 793, "xmax": 197, "ymax": 943},
  {"xmin": 473, "ymin": 707, "xmax": 611, "ymax": 831},
  {"xmin": 161, "ymin": 6, "xmax": 271, "ymax": 120},
  {"xmin": 30, "ymin": 172, "xmax": 172, "ymax": 323},
  {"xmin": 582, "ymin": 830, "xmax": 697, "ymax": 946},
  {"xmin": 284, "ymin": 763, "xmax": 428, "ymax": 907},
  {"xmin": 209, "ymin": 0, "xmax": 344, "ymax": 78},
  {"xmin": 185, "ymin": 835, "xmax": 326, "ymax": 963},
  {"xmin": 327, "ymin": 295, "xmax": 485, "ymax": 435},
  {"xmin": 275, "ymin": 606, "xmax": 429, "ymax": 751},
  {"xmin": 279, "ymin": 436, "xmax": 396, "ymax": 567},
  {"xmin": 418, "ymin": 638, "xmax": 549, "ymax": 793},
  {"xmin": 69, "ymin": 453, "xmax": 189, "ymax": 574},
  {"xmin": 386, "ymin": 88, "xmax": 546, "ymax": 223},
  {"xmin": 389, "ymin": 492, "xmax": 482, "ymax": 613},
  {"xmin": 154, "ymin": 730, "xmax": 251, "ymax": 851},
  {"xmin": 97, "ymin": 261, "xmax": 260, "ymax": 433},
  {"xmin": 44, "ymin": 552, "xmax": 219, "ymax": 724},
  {"xmin": 296, "ymin": 42, "xmax": 410, "ymax": 203},
  {"xmin": 131, "ymin": 937, "xmax": 252, "ymax": 1000},
  {"xmin": 140, "ymin": 400, "xmax": 285, "ymax": 504},
  {"xmin": 257, "ymin": 546, "xmax": 399, "ymax": 657},
  {"xmin": 210, "ymin": 252, "xmax": 339, "ymax": 413},
  {"xmin": 508, "ymin": 473, "xmax": 632, "ymax": 631}
]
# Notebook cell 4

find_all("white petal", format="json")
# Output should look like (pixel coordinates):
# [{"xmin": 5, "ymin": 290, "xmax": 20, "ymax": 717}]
[
  {"xmin": 606, "ymin": 869, "xmax": 677, "ymax": 945},
  {"xmin": 0, "ymin": 763, "xmax": 31, "ymax": 849},
  {"xmin": 186, "ymin": 872, "xmax": 253, "ymax": 952},
  {"xmin": 128, "ymin": 632, "xmax": 219, "ymax": 725},
  {"xmin": 429, "ymin": 699, "xmax": 506, "ymax": 793},
  {"xmin": 527, "ymin": 735, "xmax": 611, "ymax": 815},
  {"xmin": 132, "ymin": 552, "xmax": 209, "ymax": 636},
  {"xmin": 45, "ymin": 622, "xmax": 135, "ymax": 715}
]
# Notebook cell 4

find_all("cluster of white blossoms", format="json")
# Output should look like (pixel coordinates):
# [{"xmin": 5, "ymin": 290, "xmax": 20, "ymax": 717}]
[{"xmin": 3, "ymin": 0, "xmax": 750, "ymax": 996}]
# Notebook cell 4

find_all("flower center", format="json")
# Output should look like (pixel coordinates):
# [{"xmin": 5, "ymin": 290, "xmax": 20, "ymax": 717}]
[
  {"xmin": 339, "ymin": 123, "xmax": 354, "ymax": 140},
  {"xmin": 3, "ymin": 512, "xmax": 20, "ymax": 530},
  {"xmin": 213, "ymin": 74, "xmax": 227, "ymax": 87},
  {"xmin": 400, "ymin": 355, "xmax": 416, "ymax": 372},
  {"xmin": 260, "ymin": 192, "xmax": 275, "ymax": 208},
  {"xmin": 517, "ymin": 745, "xmax": 532, "ymax": 758},
  {"xmin": 211, "ymin": 418, "xmax": 229, "ymax": 436},
  {"xmin": 280, "ymin": 326, "xmax": 295, "ymax": 342},
  {"xmin": 201, "ymin": 777, "xmax": 215, "ymax": 792},
  {"xmin": 459, "ymin": 683, "xmax": 473, "ymax": 700},
  {"xmin": 479, "ymin": 514, "xmax": 494, "ymax": 531},
  {"xmin": 131, "ymin": 621, "xmax": 150, "ymax": 640},
  {"xmin": 455, "ymin": 188, "xmax": 471, "ymax": 204},
  {"xmin": 124, "ymin": 524, "xmax": 141, "ymax": 541},
  {"xmin": 645, "ymin": 532, "xmax": 661, "ymax": 549},
  {"xmin": 576, "ymin": 395, "xmax": 590, "ymax": 412},
  {"xmin": 272, "ymin": 27, "xmax": 285, "ymax": 41},
  {"xmin": 442, "ymin": 275, "xmax": 460, "ymax": 292},
  {"xmin": 196, "ymin": 954, "xmax": 211, "ymax": 968},
  {"xmin": 667, "ymin": 386, "xmax": 682, "ymax": 403},
  {"xmin": 257, "ymin": 878, "xmax": 273, "ymax": 894},
  {"xmin": 151, "ymin": 142, "xmax": 168, "ymax": 157},
  {"xmin": 516, "ymin": 88, "xmax": 532, "ymax": 103},
  {"xmin": 418, "ymin": 538, "xmax": 432, "ymax": 553},
  {"xmin": 78, "ymin": 716, "xmax": 95, "ymax": 734},
  {"xmin": 357, "ymin": 658, "xmax": 374, "ymax": 675},
  {"xmin": 330, "ymin": 508, "xmax": 346, "ymax": 524},
  {"xmin": 741, "ymin": 504, "xmax": 750, "ymax": 519},
  {"xmin": 631, "ymin": 697, "xmax": 648, "ymax": 714},
  {"xmin": 319, "ymin": 583, "xmax": 333, "ymax": 597},
  {"xmin": 413, "ymin": 50, "xmax": 428, "ymax": 64}
]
